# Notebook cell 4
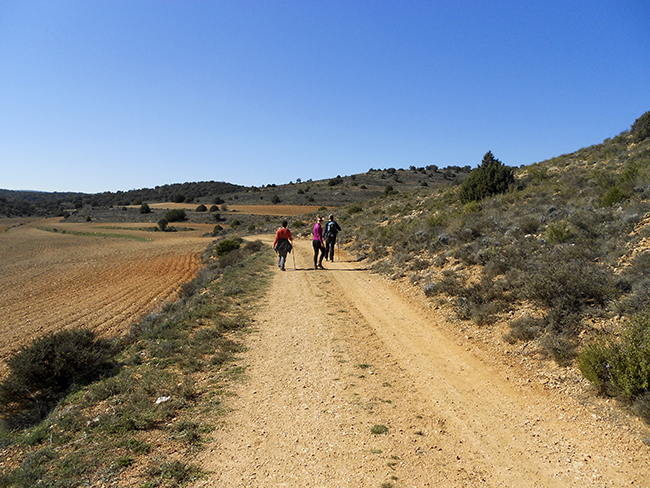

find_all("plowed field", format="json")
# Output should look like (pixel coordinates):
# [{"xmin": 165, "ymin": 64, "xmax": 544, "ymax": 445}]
[{"xmin": 0, "ymin": 218, "xmax": 214, "ymax": 374}]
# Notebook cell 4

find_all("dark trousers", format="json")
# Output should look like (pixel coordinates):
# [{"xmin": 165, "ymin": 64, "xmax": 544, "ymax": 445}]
[
  {"xmin": 325, "ymin": 238, "xmax": 336, "ymax": 261},
  {"xmin": 313, "ymin": 240, "xmax": 325, "ymax": 267}
]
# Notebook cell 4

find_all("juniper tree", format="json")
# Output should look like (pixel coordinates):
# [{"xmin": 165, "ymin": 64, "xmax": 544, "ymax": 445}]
[{"xmin": 458, "ymin": 151, "xmax": 515, "ymax": 203}]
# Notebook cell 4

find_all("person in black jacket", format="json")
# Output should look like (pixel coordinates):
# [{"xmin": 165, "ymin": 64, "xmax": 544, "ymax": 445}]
[{"xmin": 324, "ymin": 214, "xmax": 342, "ymax": 262}]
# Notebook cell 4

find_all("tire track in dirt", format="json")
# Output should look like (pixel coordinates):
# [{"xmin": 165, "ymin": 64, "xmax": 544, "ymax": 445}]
[{"xmin": 195, "ymin": 237, "xmax": 650, "ymax": 487}]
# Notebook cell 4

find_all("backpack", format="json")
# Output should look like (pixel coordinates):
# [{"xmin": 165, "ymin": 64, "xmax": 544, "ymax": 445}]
[{"xmin": 324, "ymin": 221, "xmax": 339, "ymax": 241}]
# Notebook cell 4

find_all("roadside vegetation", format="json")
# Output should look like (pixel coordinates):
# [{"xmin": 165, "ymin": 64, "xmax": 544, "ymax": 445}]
[
  {"xmin": 0, "ymin": 238, "xmax": 273, "ymax": 487},
  {"xmin": 330, "ymin": 110, "xmax": 650, "ymax": 422}
]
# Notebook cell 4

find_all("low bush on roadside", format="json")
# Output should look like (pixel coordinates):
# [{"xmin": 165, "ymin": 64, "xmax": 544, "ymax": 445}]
[
  {"xmin": 578, "ymin": 314, "xmax": 650, "ymax": 408},
  {"xmin": 0, "ymin": 329, "xmax": 118, "ymax": 428},
  {"xmin": 503, "ymin": 316, "xmax": 545, "ymax": 343},
  {"xmin": 214, "ymin": 238, "xmax": 241, "ymax": 256}
]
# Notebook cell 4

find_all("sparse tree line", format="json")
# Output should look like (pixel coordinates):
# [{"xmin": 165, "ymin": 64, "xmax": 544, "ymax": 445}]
[
  {"xmin": 1, "ymin": 163, "xmax": 475, "ymax": 218},
  {"xmin": 0, "ymin": 181, "xmax": 244, "ymax": 217}
]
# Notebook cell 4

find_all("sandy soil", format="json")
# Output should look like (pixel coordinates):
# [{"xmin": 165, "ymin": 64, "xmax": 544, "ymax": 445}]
[
  {"xmin": 193, "ymin": 237, "xmax": 650, "ymax": 487},
  {"xmin": 0, "ymin": 218, "xmax": 214, "ymax": 373}
]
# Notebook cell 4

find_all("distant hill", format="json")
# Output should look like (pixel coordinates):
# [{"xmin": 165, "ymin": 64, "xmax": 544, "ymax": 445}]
[
  {"xmin": 0, "ymin": 165, "xmax": 471, "ymax": 218},
  {"xmin": 0, "ymin": 181, "xmax": 246, "ymax": 217}
]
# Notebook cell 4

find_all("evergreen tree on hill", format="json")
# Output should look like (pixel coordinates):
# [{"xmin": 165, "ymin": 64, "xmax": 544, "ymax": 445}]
[
  {"xmin": 631, "ymin": 110, "xmax": 650, "ymax": 143},
  {"xmin": 458, "ymin": 151, "xmax": 515, "ymax": 204}
]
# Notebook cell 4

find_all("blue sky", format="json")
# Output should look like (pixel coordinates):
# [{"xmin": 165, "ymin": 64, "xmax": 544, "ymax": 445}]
[{"xmin": 1, "ymin": 1, "xmax": 649, "ymax": 194}]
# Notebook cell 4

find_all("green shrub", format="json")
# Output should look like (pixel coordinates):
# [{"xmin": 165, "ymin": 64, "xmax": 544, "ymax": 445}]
[
  {"xmin": 631, "ymin": 110, "xmax": 650, "ymax": 143},
  {"xmin": 423, "ymin": 274, "xmax": 460, "ymax": 297},
  {"xmin": 157, "ymin": 218, "xmax": 168, "ymax": 232},
  {"xmin": 0, "ymin": 329, "xmax": 117, "ymax": 426},
  {"xmin": 463, "ymin": 201, "xmax": 479, "ymax": 213},
  {"xmin": 578, "ymin": 314, "xmax": 650, "ymax": 401},
  {"xmin": 139, "ymin": 203, "xmax": 151, "ymax": 214},
  {"xmin": 602, "ymin": 186, "xmax": 626, "ymax": 207},
  {"xmin": 214, "ymin": 238, "xmax": 241, "ymax": 256},
  {"xmin": 328, "ymin": 176, "xmax": 343, "ymax": 186},
  {"xmin": 546, "ymin": 222, "xmax": 571, "ymax": 243},
  {"xmin": 195, "ymin": 204, "xmax": 207, "ymax": 212},
  {"xmin": 230, "ymin": 219, "xmax": 241, "ymax": 228},
  {"xmin": 347, "ymin": 204, "xmax": 363, "ymax": 215},
  {"xmin": 524, "ymin": 256, "xmax": 613, "ymax": 318},
  {"xmin": 503, "ymin": 316, "xmax": 545, "ymax": 343},
  {"xmin": 164, "ymin": 209, "xmax": 186, "ymax": 222},
  {"xmin": 458, "ymin": 151, "xmax": 515, "ymax": 203},
  {"xmin": 370, "ymin": 424, "xmax": 388, "ymax": 435},
  {"xmin": 577, "ymin": 339, "xmax": 612, "ymax": 394}
]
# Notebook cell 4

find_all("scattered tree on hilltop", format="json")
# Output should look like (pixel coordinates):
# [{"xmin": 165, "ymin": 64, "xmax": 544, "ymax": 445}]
[
  {"xmin": 631, "ymin": 110, "xmax": 650, "ymax": 143},
  {"xmin": 458, "ymin": 151, "xmax": 515, "ymax": 203}
]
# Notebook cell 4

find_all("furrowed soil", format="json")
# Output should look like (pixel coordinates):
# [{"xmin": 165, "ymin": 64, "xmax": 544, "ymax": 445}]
[
  {"xmin": 193, "ymin": 237, "xmax": 650, "ymax": 488},
  {"xmin": 0, "ymin": 218, "xmax": 213, "ymax": 374}
]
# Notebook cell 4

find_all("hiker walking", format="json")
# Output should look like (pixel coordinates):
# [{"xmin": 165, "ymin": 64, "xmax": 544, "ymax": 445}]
[
  {"xmin": 324, "ymin": 214, "xmax": 342, "ymax": 262},
  {"xmin": 273, "ymin": 220, "xmax": 293, "ymax": 271},
  {"xmin": 313, "ymin": 216, "xmax": 326, "ymax": 269}
]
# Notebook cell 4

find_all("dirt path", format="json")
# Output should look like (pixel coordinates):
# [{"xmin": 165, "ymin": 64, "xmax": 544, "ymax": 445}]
[{"xmin": 195, "ymin": 237, "xmax": 650, "ymax": 487}]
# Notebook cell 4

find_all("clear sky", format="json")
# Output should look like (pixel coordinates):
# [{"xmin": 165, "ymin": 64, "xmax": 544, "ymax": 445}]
[{"xmin": 1, "ymin": 1, "xmax": 649, "ymax": 194}]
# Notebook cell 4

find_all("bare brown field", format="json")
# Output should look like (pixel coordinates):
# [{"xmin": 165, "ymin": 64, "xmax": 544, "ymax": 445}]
[
  {"xmin": 0, "ymin": 217, "xmax": 39, "ymax": 233},
  {"xmin": 0, "ymin": 218, "xmax": 213, "ymax": 375}
]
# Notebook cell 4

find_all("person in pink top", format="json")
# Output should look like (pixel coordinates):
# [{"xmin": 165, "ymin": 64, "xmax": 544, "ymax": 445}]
[{"xmin": 312, "ymin": 216, "xmax": 326, "ymax": 269}]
